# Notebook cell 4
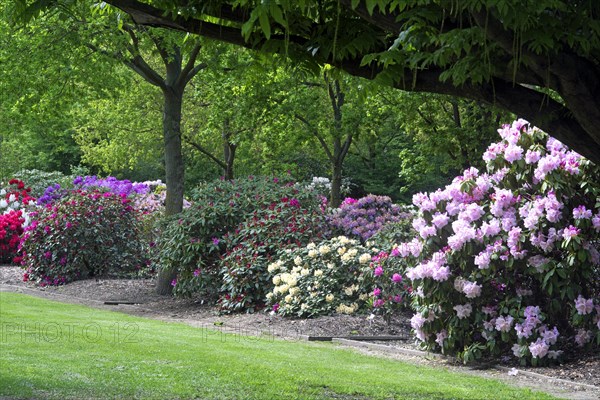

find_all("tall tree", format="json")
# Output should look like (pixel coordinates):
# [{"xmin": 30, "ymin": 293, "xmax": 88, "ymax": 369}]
[
  {"xmin": 72, "ymin": 75, "xmax": 164, "ymax": 181},
  {"xmin": 82, "ymin": 0, "xmax": 600, "ymax": 164},
  {"xmin": 79, "ymin": 12, "xmax": 209, "ymax": 294},
  {"xmin": 291, "ymin": 72, "xmax": 354, "ymax": 207}
]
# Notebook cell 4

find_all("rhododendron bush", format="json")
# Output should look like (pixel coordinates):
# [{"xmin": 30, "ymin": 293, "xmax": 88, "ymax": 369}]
[
  {"xmin": 398, "ymin": 119, "xmax": 599, "ymax": 364},
  {"xmin": 267, "ymin": 236, "xmax": 374, "ymax": 317},
  {"xmin": 328, "ymin": 195, "xmax": 411, "ymax": 242},
  {"xmin": 218, "ymin": 195, "xmax": 327, "ymax": 313},
  {"xmin": 20, "ymin": 190, "xmax": 148, "ymax": 285},
  {"xmin": 1, "ymin": 179, "xmax": 35, "ymax": 263},
  {"xmin": 162, "ymin": 176, "xmax": 328, "ymax": 312},
  {"xmin": 0, "ymin": 210, "xmax": 26, "ymax": 264}
]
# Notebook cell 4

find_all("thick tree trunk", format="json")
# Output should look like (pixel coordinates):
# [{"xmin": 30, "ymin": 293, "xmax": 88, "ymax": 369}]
[
  {"xmin": 156, "ymin": 87, "xmax": 185, "ymax": 295},
  {"xmin": 330, "ymin": 157, "xmax": 343, "ymax": 208},
  {"xmin": 327, "ymin": 78, "xmax": 349, "ymax": 208}
]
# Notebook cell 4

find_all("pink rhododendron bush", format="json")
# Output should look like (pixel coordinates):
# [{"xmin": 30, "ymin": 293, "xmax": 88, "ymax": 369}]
[{"xmin": 399, "ymin": 119, "xmax": 599, "ymax": 365}]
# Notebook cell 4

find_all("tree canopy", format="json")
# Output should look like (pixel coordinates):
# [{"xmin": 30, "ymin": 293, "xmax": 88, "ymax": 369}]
[{"xmin": 64, "ymin": 0, "xmax": 600, "ymax": 164}]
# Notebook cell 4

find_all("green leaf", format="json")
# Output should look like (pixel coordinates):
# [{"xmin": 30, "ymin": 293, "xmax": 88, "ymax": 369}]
[
  {"xmin": 270, "ymin": 4, "xmax": 286, "ymax": 28},
  {"xmin": 365, "ymin": 0, "xmax": 377, "ymax": 15},
  {"xmin": 258, "ymin": 10, "xmax": 271, "ymax": 39}
]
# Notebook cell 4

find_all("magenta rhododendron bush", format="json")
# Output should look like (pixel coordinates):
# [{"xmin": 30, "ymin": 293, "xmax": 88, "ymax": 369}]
[
  {"xmin": 20, "ymin": 190, "xmax": 149, "ymax": 285},
  {"xmin": 397, "ymin": 119, "xmax": 599, "ymax": 364},
  {"xmin": 1, "ymin": 179, "xmax": 36, "ymax": 263}
]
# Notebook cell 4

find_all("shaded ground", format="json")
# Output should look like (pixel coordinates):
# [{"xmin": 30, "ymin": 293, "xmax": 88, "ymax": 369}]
[{"xmin": 1, "ymin": 265, "xmax": 598, "ymax": 399}]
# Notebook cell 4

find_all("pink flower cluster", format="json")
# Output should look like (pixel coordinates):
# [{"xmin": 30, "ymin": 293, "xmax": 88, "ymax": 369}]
[
  {"xmin": 405, "ymin": 250, "xmax": 450, "ymax": 281},
  {"xmin": 393, "ymin": 119, "xmax": 600, "ymax": 362}
]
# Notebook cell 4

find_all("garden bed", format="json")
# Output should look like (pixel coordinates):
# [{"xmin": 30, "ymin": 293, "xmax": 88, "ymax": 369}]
[{"xmin": 1, "ymin": 265, "xmax": 599, "ymax": 399}]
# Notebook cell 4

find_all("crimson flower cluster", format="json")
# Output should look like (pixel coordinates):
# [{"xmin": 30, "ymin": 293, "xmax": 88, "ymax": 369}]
[{"xmin": 0, "ymin": 210, "xmax": 25, "ymax": 264}]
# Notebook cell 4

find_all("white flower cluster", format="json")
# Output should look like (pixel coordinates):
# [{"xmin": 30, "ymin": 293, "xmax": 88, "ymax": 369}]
[
  {"xmin": 0, "ymin": 188, "xmax": 32, "ymax": 226},
  {"xmin": 266, "ymin": 236, "xmax": 376, "ymax": 317},
  {"xmin": 336, "ymin": 303, "xmax": 359, "ymax": 314},
  {"xmin": 0, "ymin": 190, "xmax": 21, "ymax": 213}
]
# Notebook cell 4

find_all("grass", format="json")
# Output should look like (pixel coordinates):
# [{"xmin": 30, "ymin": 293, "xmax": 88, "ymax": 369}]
[{"xmin": 0, "ymin": 292, "xmax": 557, "ymax": 400}]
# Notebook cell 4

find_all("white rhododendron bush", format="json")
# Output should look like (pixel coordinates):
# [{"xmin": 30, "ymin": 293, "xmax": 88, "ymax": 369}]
[
  {"xmin": 398, "ymin": 119, "xmax": 599, "ymax": 364},
  {"xmin": 267, "ymin": 236, "xmax": 375, "ymax": 317}
]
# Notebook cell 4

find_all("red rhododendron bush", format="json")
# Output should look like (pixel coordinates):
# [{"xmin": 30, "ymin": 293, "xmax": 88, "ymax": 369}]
[
  {"xmin": 0, "ymin": 179, "xmax": 35, "ymax": 264},
  {"xmin": 394, "ymin": 119, "xmax": 599, "ymax": 365}
]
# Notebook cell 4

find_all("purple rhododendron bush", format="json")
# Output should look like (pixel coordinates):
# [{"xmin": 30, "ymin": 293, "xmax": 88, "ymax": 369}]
[
  {"xmin": 328, "ymin": 194, "xmax": 412, "ymax": 242},
  {"xmin": 396, "ymin": 119, "xmax": 599, "ymax": 365}
]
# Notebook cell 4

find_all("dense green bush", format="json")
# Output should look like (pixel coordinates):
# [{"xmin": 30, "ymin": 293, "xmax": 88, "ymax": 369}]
[
  {"xmin": 218, "ymin": 196, "xmax": 328, "ymax": 312},
  {"xmin": 21, "ymin": 190, "xmax": 148, "ymax": 285},
  {"xmin": 159, "ymin": 176, "xmax": 328, "ymax": 303},
  {"xmin": 368, "ymin": 214, "xmax": 417, "ymax": 250}
]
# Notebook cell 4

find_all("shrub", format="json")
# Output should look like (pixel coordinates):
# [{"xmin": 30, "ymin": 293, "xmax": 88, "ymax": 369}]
[
  {"xmin": 0, "ymin": 210, "xmax": 26, "ymax": 264},
  {"xmin": 37, "ymin": 183, "xmax": 69, "ymax": 206},
  {"xmin": 161, "ymin": 176, "xmax": 328, "ymax": 306},
  {"xmin": 1, "ymin": 179, "xmax": 35, "ymax": 211},
  {"xmin": 328, "ymin": 195, "xmax": 411, "ymax": 242},
  {"xmin": 218, "ymin": 196, "xmax": 328, "ymax": 312},
  {"xmin": 20, "ymin": 190, "xmax": 148, "ymax": 285},
  {"xmin": 305, "ymin": 176, "xmax": 352, "ymax": 199},
  {"xmin": 368, "ymin": 249, "xmax": 413, "ymax": 323},
  {"xmin": 267, "ymin": 236, "xmax": 375, "ymax": 317},
  {"xmin": 11, "ymin": 169, "xmax": 73, "ymax": 198},
  {"xmin": 73, "ymin": 175, "xmax": 150, "ymax": 197},
  {"xmin": 37, "ymin": 176, "xmax": 169, "ymax": 208},
  {"xmin": 0, "ymin": 179, "xmax": 36, "ymax": 264},
  {"xmin": 368, "ymin": 212, "xmax": 417, "ymax": 250},
  {"xmin": 395, "ymin": 119, "xmax": 599, "ymax": 364},
  {"xmin": 155, "ymin": 204, "xmax": 232, "ymax": 299}
]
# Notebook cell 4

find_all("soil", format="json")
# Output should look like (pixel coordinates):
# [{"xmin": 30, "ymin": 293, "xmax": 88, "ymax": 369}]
[{"xmin": 1, "ymin": 265, "xmax": 599, "ymax": 400}]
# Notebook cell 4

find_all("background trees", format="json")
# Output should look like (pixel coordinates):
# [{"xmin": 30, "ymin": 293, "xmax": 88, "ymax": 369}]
[
  {"xmin": 2, "ymin": 0, "xmax": 513, "ymax": 296},
  {"xmin": 92, "ymin": 0, "xmax": 600, "ymax": 164}
]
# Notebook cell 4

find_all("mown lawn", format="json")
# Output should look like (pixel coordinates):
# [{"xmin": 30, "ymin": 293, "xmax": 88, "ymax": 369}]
[{"xmin": 0, "ymin": 292, "xmax": 556, "ymax": 399}]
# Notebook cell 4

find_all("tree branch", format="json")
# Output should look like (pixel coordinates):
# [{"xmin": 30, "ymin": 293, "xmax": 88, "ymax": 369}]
[
  {"xmin": 294, "ymin": 113, "xmax": 334, "ymax": 161},
  {"xmin": 178, "ymin": 43, "xmax": 203, "ymax": 86},
  {"xmin": 125, "ymin": 55, "xmax": 166, "ymax": 88},
  {"xmin": 103, "ymin": 0, "xmax": 600, "ymax": 164},
  {"xmin": 184, "ymin": 137, "xmax": 227, "ymax": 169}
]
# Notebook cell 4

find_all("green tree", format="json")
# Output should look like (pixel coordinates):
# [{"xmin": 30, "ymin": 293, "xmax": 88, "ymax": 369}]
[
  {"xmin": 289, "ymin": 72, "xmax": 355, "ymax": 207},
  {"xmin": 183, "ymin": 47, "xmax": 274, "ymax": 180},
  {"xmin": 88, "ymin": 0, "xmax": 600, "ymax": 164},
  {"xmin": 72, "ymin": 76, "xmax": 164, "ymax": 181},
  {"xmin": 0, "ymin": 5, "xmax": 98, "ymax": 179}
]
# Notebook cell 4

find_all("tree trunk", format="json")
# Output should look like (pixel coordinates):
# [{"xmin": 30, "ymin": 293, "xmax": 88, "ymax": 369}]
[
  {"xmin": 222, "ymin": 119, "xmax": 236, "ymax": 180},
  {"xmin": 156, "ymin": 87, "xmax": 185, "ymax": 295},
  {"xmin": 224, "ymin": 143, "xmax": 235, "ymax": 180},
  {"xmin": 327, "ymin": 78, "xmax": 348, "ymax": 208},
  {"xmin": 330, "ymin": 156, "xmax": 343, "ymax": 208}
]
